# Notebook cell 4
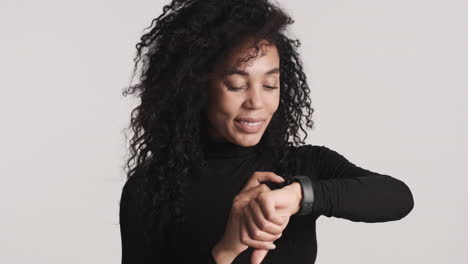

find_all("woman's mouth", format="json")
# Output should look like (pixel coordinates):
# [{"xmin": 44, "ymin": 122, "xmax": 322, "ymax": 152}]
[{"xmin": 234, "ymin": 119, "xmax": 264, "ymax": 133}]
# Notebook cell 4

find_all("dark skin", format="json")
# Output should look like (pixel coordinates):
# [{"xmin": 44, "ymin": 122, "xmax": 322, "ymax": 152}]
[
  {"xmin": 206, "ymin": 37, "xmax": 303, "ymax": 264},
  {"xmin": 211, "ymin": 172, "xmax": 302, "ymax": 264}
]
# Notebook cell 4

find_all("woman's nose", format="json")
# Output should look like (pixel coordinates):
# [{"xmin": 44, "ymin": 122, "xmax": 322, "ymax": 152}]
[{"xmin": 243, "ymin": 85, "xmax": 264, "ymax": 109}]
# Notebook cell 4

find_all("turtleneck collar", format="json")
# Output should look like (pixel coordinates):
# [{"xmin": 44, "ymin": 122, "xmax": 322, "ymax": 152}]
[{"xmin": 201, "ymin": 132, "xmax": 259, "ymax": 159}]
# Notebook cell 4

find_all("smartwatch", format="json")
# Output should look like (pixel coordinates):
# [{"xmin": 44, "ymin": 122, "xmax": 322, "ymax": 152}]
[{"xmin": 292, "ymin": 176, "xmax": 314, "ymax": 216}]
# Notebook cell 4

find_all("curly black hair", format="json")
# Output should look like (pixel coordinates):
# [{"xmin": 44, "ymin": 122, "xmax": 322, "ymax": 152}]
[{"xmin": 120, "ymin": 0, "xmax": 315, "ymax": 258}]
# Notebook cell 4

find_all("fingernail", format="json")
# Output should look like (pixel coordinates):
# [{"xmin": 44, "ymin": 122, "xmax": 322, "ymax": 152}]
[
  {"xmin": 269, "ymin": 243, "xmax": 276, "ymax": 249},
  {"xmin": 277, "ymin": 176, "xmax": 285, "ymax": 182}
]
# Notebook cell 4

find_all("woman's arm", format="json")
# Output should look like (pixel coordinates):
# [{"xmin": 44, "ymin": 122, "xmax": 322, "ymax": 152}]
[
  {"xmin": 297, "ymin": 145, "xmax": 414, "ymax": 222},
  {"xmin": 119, "ymin": 177, "xmax": 147, "ymax": 264},
  {"xmin": 120, "ymin": 176, "xmax": 235, "ymax": 264},
  {"xmin": 209, "ymin": 241, "xmax": 242, "ymax": 264}
]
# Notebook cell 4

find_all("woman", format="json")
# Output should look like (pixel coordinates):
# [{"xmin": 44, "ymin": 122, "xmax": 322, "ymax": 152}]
[{"xmin": 119, "ymin": 0, "xmax": 415, "ymax": 263}]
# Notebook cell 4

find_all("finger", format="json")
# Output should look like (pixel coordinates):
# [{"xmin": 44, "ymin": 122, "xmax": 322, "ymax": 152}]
[
  {"xmin": 256, "ymin": 192, "xmax": 286, "ymax": 225},
  {"xmin": 240, "ymin": 215, "xmax": 276, "ymax": 250},
  {"xmin": 280, "ymin": 215, "xmax": 290, "ymax": 228},
  {"xmin": 251, "ymin": 248, "xmax": 269, "ymax": 264},
  {"xmin": 236, "ymin": 183, "xmax": 271, "ymax": 207},
  {"xmin": 241, "ymin": 171, "xmax": 285, "ymax": 192},
  {"xmin": 243, "ymin": 206, "xmax": 282, "ymax": 242},
  {"xmin": 248, "ymin": 199, "xmax": 284, "ymax": 236}
]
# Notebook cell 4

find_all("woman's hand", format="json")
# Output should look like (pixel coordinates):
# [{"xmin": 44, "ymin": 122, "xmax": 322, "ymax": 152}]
[
  {"xmin": 213, "ymin": 172, "xmax": 286, "ymax": 263},
  {"xmin": 240, "ymin": 175, "xmax": 303, "ymax": 264}
]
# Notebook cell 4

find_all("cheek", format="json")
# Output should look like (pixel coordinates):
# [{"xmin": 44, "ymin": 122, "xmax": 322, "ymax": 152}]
[
  {"xmin": 210, "ymin": 92, "xmax": 241, "ymax": 121},
  {"xmin": 266, "ymin": 92, "xmax": 281, "ymax": 114},
  {"xmin": 219, "ymin": 92, "xmax": 242, "ymax": 115}
]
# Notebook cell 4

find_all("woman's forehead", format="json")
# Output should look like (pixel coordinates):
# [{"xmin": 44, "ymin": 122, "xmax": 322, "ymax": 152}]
[{"xmin": 215, "ymin": 40, "xmax": 279, "ymax": 77}]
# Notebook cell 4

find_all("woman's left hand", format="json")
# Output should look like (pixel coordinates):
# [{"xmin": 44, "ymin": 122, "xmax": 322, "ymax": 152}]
[{"xmin": 239, "ymin": 174, "xmax": 303, "ymax": 264}]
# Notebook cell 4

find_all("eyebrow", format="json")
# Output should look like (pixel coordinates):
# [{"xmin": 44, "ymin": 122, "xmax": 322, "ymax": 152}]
[{"xmin": 224, "ymin": 67, "xmax": 280, "ymax": 76}]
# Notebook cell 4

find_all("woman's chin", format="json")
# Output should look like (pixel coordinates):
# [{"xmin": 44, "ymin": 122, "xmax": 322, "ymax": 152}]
[{"xmin": 232, "ymin": 132, "xmax": 263, "ymax": 146}]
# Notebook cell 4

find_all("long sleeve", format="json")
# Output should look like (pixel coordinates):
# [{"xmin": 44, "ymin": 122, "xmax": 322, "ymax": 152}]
[
  {"xmin": 298, "ymin": 145, "xmax": 414, "ymax": 223},
  {"xmin": 119, "ymin": 177, "xmax": 147, "ymax": 264},
  {"xmin": 120, "ymin": 176, "xmax": 220, "ymax": 264}
]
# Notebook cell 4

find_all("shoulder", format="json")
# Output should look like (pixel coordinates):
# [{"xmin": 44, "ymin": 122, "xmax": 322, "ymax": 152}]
[
  {"xmin": 287, "ymin": 144, "xmax": 342, "ymax": 161},
  {"xmin": 286, "ymin": 144, "xmax": 361, "ymax": 175},
  {"xmin": 119, "ymin": 169, "xmax": 150, "ymax": 229},
  {"xmin": 120, "ymin": 168, "xmax": 146, "ymax": 208},
  {"xmin": 289, "ymin": 144, "xmax": 380, "ymax": 179},
  {"xmin": 283, "ymin": 144, "xmax": 340, "ymax": 177}
]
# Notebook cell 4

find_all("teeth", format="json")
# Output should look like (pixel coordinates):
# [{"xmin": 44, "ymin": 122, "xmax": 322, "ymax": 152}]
[{"xmin": 239, "ymin": 121, "xmax": 262, "ymax": 126}]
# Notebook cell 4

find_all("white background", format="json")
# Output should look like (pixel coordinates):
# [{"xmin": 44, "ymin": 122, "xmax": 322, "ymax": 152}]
[{"xmin": 1, "ymin": 0, "xmax": 466, "ymax": 263}]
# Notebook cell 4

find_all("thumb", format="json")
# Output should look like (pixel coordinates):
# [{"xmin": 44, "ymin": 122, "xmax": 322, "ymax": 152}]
[
  {"xmin": 241, "ymin": 183, "xmax": 271, "ymax": 200},
  {"xmin": 234, "ymin": 184, "xmax": 271, "ymax": 209},
  {"xmin": 242, "ymin": 172, "xmax": 285, "ymax": 192},
  {"xmin": 250, "ymin": 248, "xmax": 269, "ymax": 264}
]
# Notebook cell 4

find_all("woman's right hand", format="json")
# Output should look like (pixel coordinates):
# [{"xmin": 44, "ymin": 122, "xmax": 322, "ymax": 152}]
[{"xmin": 212, "ymin": 172, "xmax": 286, "ymax": 263}]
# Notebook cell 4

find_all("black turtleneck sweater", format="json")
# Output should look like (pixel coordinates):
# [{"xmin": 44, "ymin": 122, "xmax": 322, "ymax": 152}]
[{"xmin": 119, "ymin": 139, "xmax": 414, "ymax": 264}]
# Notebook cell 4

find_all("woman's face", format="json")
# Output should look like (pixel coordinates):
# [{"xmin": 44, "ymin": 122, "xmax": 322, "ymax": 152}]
[{"xmin": 205, "ymin": 39, "xmax": 280, "ymax": 146}]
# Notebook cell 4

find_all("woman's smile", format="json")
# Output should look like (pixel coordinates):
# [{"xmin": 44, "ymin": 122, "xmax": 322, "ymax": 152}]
[{"xmin": 234, "ymin": 119, "xmax": 265, "ymax": 133}]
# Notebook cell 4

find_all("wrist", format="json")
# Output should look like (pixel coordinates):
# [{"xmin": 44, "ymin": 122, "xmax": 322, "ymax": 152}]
[
  {"xmin": 291, "ymin": 176, "xmax": 314, "ymax": 216},
  {"xmin": 211, "ymin": 242, "xmax": 240, "ymax": 264},
  {"xmin": 284, "ymin": 181, "xmax": 303, "ymax": 215}
]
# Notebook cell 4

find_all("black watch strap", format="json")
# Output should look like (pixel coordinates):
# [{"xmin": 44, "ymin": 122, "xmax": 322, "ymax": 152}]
[{"xmin": 292, "ymin": 176, "xmax": 314, "ymax": 216}]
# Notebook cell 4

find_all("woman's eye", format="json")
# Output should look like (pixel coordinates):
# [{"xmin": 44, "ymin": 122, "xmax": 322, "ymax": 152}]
[
  {"xmin": 227, "ymin": 85, "xmax": 278, "ymax": 91},
  {"xmin": 227, "ymin": 86, "xmax": 243, "ymax": 91}
]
